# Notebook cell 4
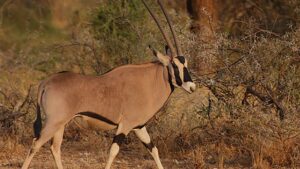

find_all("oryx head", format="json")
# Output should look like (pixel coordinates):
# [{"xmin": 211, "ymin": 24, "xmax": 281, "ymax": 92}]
[{"xmin": 142, "ymin": 0, "xmax": 196, "ymax": 93}]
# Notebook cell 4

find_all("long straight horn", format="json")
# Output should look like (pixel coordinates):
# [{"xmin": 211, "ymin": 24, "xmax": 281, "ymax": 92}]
[
  {"xmin": 141, "ymin": 0, "xmax": 176, "ymax": 57},
  {"xmin": 157, "ymin": 0, "xmax": 183, "ymax": 56}
]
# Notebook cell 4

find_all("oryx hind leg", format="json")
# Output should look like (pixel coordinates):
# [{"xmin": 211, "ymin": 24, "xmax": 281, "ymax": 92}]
[
  {"xmin": 22, "ymin": 120, "xmax": 66, "ymax": 169},
  {"xmin": 50, "ymin": 126, "xmax": 65, "ymax": 169},
  {"xmin": 134, "ymin": 126, "xmax": 164, "ymax": 169}
]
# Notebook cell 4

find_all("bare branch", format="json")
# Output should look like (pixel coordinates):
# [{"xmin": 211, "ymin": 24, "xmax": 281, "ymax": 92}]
[{"xmin": 0, "ymin": 85, "xmax": 33, "ymax": 122}]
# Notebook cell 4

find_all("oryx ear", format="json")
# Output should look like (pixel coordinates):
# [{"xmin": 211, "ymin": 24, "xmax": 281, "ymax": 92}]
[
  {"xmin": 156, "ymin": 51, "xmax": 171, "ymax": 66},
  {"xmin": 149, "ymin": 45, "xmax": 170, "ymax": 66},
  {"xmin": 165, "ymin": 45, "xmax": 172, "ymax": 56}
]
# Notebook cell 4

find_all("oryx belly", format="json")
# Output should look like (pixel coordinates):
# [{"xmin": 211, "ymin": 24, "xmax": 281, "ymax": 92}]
[{"xmin": 74, "ymin": 115, "xmax": 117, "ymax": 131}]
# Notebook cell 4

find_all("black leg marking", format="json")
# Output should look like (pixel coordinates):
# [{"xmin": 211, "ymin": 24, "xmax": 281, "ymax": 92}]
[
  {"xmin": 113, "ymin": 133, "xmax": 126, "ymax": 145},
  {"xmin": 171, "ymin": 62, "xmax": 183, "ymax": 86},
  {"xmin": 143, "ymin": 141, "xmax": 155, "ymax": 151}
]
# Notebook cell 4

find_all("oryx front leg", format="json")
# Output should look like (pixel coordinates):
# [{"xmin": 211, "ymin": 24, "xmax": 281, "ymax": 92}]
[
  {"xmin": 105, "ymin": 131, "xmax": 126, "ymax": 169},
  {"xmin": 134, "ymin": 127, "xmax": 164, "ymax": 169}
]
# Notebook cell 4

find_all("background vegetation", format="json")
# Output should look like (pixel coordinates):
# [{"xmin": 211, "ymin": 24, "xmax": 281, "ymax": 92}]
[{"xmin": 0, "ymin": 0, "xmax": 299, "ymax": 168}]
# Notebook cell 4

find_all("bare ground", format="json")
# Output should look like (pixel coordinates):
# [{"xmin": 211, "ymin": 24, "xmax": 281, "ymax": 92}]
[{"xmin": 0, "ymin": 139, "xmax": 195, "ymax": 169}]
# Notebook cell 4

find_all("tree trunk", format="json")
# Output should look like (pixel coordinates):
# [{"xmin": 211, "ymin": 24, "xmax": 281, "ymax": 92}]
[
  {"xmin": 48, "ymin": 0, "xmax": 82, "ymax": 29},
  {"xmin": 186, "ymin": 0, "xmax": 219, "ymax": 75},
  {"xmin": 187, "ymin": 0, "xmax": 218, "ymax": 36}
]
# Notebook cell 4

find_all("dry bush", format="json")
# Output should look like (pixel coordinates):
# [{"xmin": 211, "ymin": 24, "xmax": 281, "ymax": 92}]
[{"xmin": 150, "ymin": 20, "xmax": 300, "ymax": 168}]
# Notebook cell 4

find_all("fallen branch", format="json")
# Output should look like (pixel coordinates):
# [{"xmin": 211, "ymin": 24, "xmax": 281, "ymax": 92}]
[{"xmin": 244, "ymin": 86, "xmax": 285, "ymax": 120}]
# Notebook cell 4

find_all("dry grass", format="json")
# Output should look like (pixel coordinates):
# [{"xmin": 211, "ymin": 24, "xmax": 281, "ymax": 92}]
[{"xmin": 1, "ymin": 0, "xmax": 300, "ymax": 168}]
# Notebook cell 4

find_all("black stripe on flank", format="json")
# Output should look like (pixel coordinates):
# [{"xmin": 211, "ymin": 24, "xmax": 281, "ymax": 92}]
[
  {"xmin": 167, "ymin": 67, "xmax": 175, "ymax": 92},
  {"xmin": 183, "ymin": 67, "xmax": 193, "ymax": 82},
  {"xmin": 134, "ymin": 124, "xmax": 146, "ymax": 129},
  {"xmin": 78, "ymin": 112, "xmax": 117, "ymax": 126},
  {"xmin": 57, "ymin": 71, "xmax": 70, "ymax": 74},
  {"xmin": 171, "ymin": 62, "xmax": 183, "ymax": 86}
]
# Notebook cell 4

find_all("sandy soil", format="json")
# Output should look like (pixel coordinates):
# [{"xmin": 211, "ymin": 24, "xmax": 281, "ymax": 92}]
[{"xmin": 0, "ymin": 140, "xmax": 194, "ymax": 169}]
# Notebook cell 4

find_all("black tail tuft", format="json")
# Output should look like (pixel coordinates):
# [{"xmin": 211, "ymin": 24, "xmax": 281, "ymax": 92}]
[{"xmin": 33, "ymin": 104, "xmax": 42, "ymax": 139}]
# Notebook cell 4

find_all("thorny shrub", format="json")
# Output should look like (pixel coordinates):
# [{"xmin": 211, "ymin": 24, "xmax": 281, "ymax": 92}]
[{"xmin": 153, "ymin": 22, "xmax": 300, "ymax": 168}]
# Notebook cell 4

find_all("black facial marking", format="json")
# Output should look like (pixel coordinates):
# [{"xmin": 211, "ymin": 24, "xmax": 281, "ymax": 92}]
[
  {"xmin": 177, "ymin": 56, "xmax": 185, "ymax": 64},
  {"xmin": 143, "ymin": 141, "xmax": 155, "ymax": 151},
  {"xmin": 113, "ymin": 133, "xmax": 126, "ymax": 145},
  {"xmin": 172, "ymin": 62, "xmax": 183, "ymax": 86},
  {"xmin": 167, "ymin": 67, "xmax": 175, "ymax": 92},
  {"xmin": 78, "ymin": 112, "xmax": 117, "ymax": 126},
  {"xmin": 183, "ymin": 67, "xmax": 193, "ymax": 82}
]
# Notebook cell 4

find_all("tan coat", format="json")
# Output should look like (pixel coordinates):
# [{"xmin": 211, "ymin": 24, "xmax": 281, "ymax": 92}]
[{"xmin": 39, "ymin": 62, "xmax": 172, "ymax": 134}]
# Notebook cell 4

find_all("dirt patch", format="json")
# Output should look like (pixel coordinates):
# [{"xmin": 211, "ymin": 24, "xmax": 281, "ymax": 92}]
[{"xmin": 0, "ymin": 139, "xmax": 194, "ymax": 169}]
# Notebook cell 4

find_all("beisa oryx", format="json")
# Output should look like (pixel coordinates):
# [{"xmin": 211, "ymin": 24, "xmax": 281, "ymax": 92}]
[{"xmin": 22, "ymin": 0, "xmax": 196, "ymax": 169}]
